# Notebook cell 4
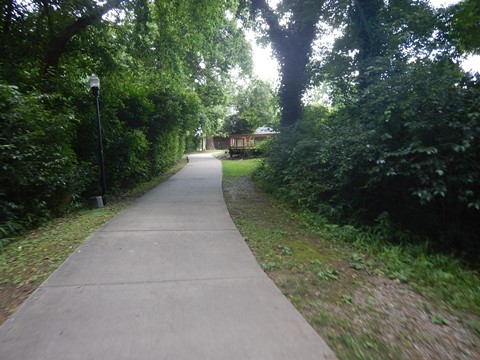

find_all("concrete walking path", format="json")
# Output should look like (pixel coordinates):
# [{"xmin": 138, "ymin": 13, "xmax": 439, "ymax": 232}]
[{"xmin": 0, "ymin": 153, "xmax": 336, "ymax": 359}]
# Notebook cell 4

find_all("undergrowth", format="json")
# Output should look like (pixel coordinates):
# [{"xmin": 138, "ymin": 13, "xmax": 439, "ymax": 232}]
[
  {"xmin": 223, "ymin": 158, "xmax": 480, "ymax": 359},
  {"xmin": 294, "ymin": 210, "xmax": 480, "ymax": 314},
  {"xmin": 252, "ymin": 161, "xmax": 480, "ymax": 315}
]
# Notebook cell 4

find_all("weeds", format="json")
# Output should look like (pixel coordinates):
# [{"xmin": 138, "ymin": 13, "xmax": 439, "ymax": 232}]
[
  {"xmin": 430, "ymin": 314, "xmax": 450, "ymax": 326},
  {"xmin": 317, "ymin": 268, "xmax": 340, "ymax": 281},
  {"xmin": 222, "ymin": 158, "xmax": 480, "ymax": 359},
  {"xmin": 295, "ymin": 209, "xmax": 480, "ymax": 314},
  {"xmin": 0, "ymin": 221, "xmax": 21, "ymax": 250}
]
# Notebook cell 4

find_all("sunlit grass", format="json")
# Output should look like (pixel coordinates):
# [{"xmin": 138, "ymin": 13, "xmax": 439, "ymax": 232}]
[{"xmin": 222, "ymin": 158, "xmax": 262, "ymax": 178}]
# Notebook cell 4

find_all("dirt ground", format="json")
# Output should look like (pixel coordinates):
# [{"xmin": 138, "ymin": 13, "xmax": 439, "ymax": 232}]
[
  {"xmin": 223, "ymin": 175, "xmax": 480, "ymax": 360},
  {"xmin": 0, "ymin": 284, "xmax": 34, "ymax": 324}
]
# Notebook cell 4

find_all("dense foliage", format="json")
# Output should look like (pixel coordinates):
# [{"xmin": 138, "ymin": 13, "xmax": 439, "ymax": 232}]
[
  {"xmin": 255, "ymin": 0, "xmax": 480, "ymax": 255},
  {"xmin": 0, "ymin": 0, "xmax": 251, "ymax": 241},
  {"xmin": 224, "ymin": 79, "xmax": 279, "ymax": 134},
  {"xmin": 2, "ymin": 0, "xmax": 479, "ymax": 256},
  {"xmin": 0, "ymin": 85, "xmax": 81, "ymax": 227}
]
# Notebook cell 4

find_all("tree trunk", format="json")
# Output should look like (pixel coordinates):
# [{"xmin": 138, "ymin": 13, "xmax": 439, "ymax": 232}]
[
  {"xmin": 353, "ymin": 0, "xmax": 384, "ymax": 90},
  {"xmin": 205, "ymin": 136, "xmax": 215, "ymax": 150},
  {"xmin": 250, "ymin": 0, "xmax": 318, "ymax": 128},
  {"xmin": 278, "ymin": 35, "xmax": 314, "ymax": 128}
]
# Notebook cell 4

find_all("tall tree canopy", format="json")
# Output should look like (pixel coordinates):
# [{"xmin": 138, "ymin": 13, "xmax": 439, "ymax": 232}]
[
  {"xmin": 0, "ymin": 0, "xmax": 252, "ymax": 236},
  {"xmin": 224, "ymin": 79, "xmax": 279, "ymax": 134},
  {"xmin": 447, "ymin": 0, "xmax": 480, "ymax": 53}
]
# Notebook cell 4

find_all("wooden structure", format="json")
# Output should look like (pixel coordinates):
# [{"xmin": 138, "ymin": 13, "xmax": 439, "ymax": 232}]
[
  {"xmin": 213, "ymin": 136, "xmax": 229, "ymax": 150},
  {"xmin": 228, "ymin": 127, "xmax": 276, "ymax": 157}
]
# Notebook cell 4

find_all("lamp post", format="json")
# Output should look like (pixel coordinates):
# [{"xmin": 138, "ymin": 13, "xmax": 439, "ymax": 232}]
[{"xmin": 89, "ymin": 74, "xmax": 107, "ymax": 206}]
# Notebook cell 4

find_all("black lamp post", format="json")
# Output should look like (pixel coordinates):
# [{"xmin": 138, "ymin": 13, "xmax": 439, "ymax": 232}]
[{"xmin": 89, "ymin": 74, "xmax": 107, "ymax": 205}]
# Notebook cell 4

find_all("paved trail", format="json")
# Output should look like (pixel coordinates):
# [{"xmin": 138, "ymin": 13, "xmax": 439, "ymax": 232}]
[{"xmin": 0, "ymin": 153, "xmax": 336, "ymax": 360}]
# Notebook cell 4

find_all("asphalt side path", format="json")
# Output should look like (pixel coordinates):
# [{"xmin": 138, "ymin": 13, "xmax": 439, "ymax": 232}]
[{"xmin": 0, "ymin": 153, "xmax": 336, "ymax": 360}]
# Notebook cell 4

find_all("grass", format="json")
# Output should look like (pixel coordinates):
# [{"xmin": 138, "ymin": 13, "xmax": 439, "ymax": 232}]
[
  {"xmin": 0, "ymin": 158, "xmax": 188, "ymax": 324},
  {"xmin": 222, "ymin": 158, "xmax": 261, "ymax": 178},
  {"xmin": 294, "ymin": 212, "xmax": 480, "ymax": 315},
  {"xmin": 222, "ymin": 158, "xmax": 480, "ymax": 359}
]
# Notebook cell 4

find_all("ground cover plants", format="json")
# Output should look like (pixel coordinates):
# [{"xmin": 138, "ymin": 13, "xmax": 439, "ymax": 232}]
[
  {"xmin": 222, "ymin": 158, "xmax": 480, "ymax": 359},
  {"xmin": 0, "ymin": 159, "xmax": 187, "ymax": 324}
]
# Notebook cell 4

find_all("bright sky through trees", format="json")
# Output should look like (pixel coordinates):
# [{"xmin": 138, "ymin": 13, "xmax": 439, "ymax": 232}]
[{"xmin": 250, "ymin": 0, "xmax": 480, "ymax": 81}]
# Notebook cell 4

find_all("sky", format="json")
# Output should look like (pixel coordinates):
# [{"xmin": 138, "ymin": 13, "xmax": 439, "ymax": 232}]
[{"xmin": 250, "ymin": 0, "xmax": 480, "ymax": 82}]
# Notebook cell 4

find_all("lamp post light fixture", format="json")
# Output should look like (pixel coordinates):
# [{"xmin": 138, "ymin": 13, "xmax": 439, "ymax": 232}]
[{"xmin": 89, "ymin": 74, "xmax": 107, "ymax": 206}]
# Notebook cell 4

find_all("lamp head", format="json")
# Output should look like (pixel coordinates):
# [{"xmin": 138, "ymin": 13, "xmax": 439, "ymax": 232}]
[
  {"xmin": 89, "ymin": 74, "xmax": 100, "ymax": 96},
  {"xmin": 89, "ymin": 74, "xmax": 100, "ymax": 89}
]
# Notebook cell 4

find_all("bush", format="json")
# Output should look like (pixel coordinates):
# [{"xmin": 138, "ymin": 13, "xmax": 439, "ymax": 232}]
[
  {"xmin": 258, "ymin": 61, "xmax": 480, "ymax": 254},
  {"xmin": 106, "ymin": 128, "xmax": 151, "ymax": 190},
  {"xmin": 258, "ymin": 105, "xmax": 373, "ymax": 218},
  {"xmin": 0, "ymin": 83, "xmax": 83, "ymax": 231}
]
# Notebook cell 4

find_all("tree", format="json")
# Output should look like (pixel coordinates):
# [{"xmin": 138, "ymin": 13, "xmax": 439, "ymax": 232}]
[
  {"xmin": 0, "ymin": 0, "xmax": 253, "ymax": 239},
  {"xmin": 0, "ymin": 0, "xmax": 128, "ymax": 90},
  {"xmin": 257, "ymin": 0, "xmax": 480, "ymax": 251},
  {"xmin": 247, "ymin": 0, "xmax": 327, "ymax": 128},
  {"xmin": 225, "ymin": 79, "xmax": 278, "ymax": 134},
  {"xmin": 447, "ymin": 0, "xmax": 480, "ymax": 54},
  {"xmin": 42, "ymin": 0, "xmax": 124, "ymax": 89}
]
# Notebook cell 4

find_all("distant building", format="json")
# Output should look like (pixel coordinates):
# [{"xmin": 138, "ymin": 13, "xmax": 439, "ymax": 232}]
[
  {"xmin": 228, "ymin": 127, "xmax": 277, "ymax": 157},
  {"xmin": 213, "ymin": 136, "xmax": 229, "ymax": 150}
]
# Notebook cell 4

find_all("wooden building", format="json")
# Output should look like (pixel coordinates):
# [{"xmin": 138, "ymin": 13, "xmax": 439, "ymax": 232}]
[
  {"xmin": 228, "ymin": 127, "xmax": 276, "ymax": 157},
  {"xmin": 213, "ymin": 136, "xmax": 229, "ymax": 150}
]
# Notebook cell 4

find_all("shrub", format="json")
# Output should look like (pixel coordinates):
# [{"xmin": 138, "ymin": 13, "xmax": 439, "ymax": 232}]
[
  {"xmin": 0, "ymin": 83, "xmax": 83, "ymax": 231},
  {"xmin": 258, "ymin": 61, "xmax": 480, "ymax": 253}
]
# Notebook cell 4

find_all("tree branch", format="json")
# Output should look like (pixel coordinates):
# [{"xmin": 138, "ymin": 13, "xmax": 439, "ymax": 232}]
[
  {"xmin": 251, "ymin": 0, "xmax": 289, "ymax": 56},
  {"xmin": 40, "ymin": 0, "xmax": 54, "ymax": 38},
  {"xmin": 44, "ymin": 0, "xmax": 123, "ymax": 89}
]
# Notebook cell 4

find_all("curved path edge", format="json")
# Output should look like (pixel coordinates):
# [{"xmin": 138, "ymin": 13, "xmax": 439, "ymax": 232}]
[{"xmin": 0, "ymin": 153, "xmax": 336, "ymax": 360}]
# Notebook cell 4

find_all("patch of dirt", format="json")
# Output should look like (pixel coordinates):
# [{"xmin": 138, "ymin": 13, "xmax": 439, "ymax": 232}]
[
  {"xmin": 223, "ymin": 176, "xmax": 480, "ymax": 360},
  {"xmin": 350, "ymin": 276, "xmax": 479, "ymax": 359},
  {"xmin": 0, "ymin": 283, "xmax": 36, "ymax": 324},
  {"xmin": 223, "ymin": 177, "xmax": 269, "ymax": 204}
]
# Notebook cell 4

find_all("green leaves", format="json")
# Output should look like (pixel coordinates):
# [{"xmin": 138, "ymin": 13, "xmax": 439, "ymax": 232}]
[
  {"xmin": 259, "ymin": 54, "xmax": 480, "ymax": 251},
  {"xmin": 317, "ymin": 268, "xmax": 340, "ymax": 281},
  {"xmin": 0, "ymin": 84, "xmax": 80, "ymax": 227},
  {"xmin": 430, "ymin": 314, "xmax": 450, "ymax": 326},
  {"xmin": 448, "ymin": 0, "xmax": 480, "ymax": 54},
  {"xmin": 225, "ymin": 79, "xmax": 279, "ymax": 134}
]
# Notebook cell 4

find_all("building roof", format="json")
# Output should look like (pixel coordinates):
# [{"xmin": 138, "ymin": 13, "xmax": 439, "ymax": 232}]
[
  {"xmin": 253, "ymin": 127, "xmax": 277, "ymax": 134},
  {"xmin": 229, "ymin": 127, "xmax": 278, "ymax": 138}
]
